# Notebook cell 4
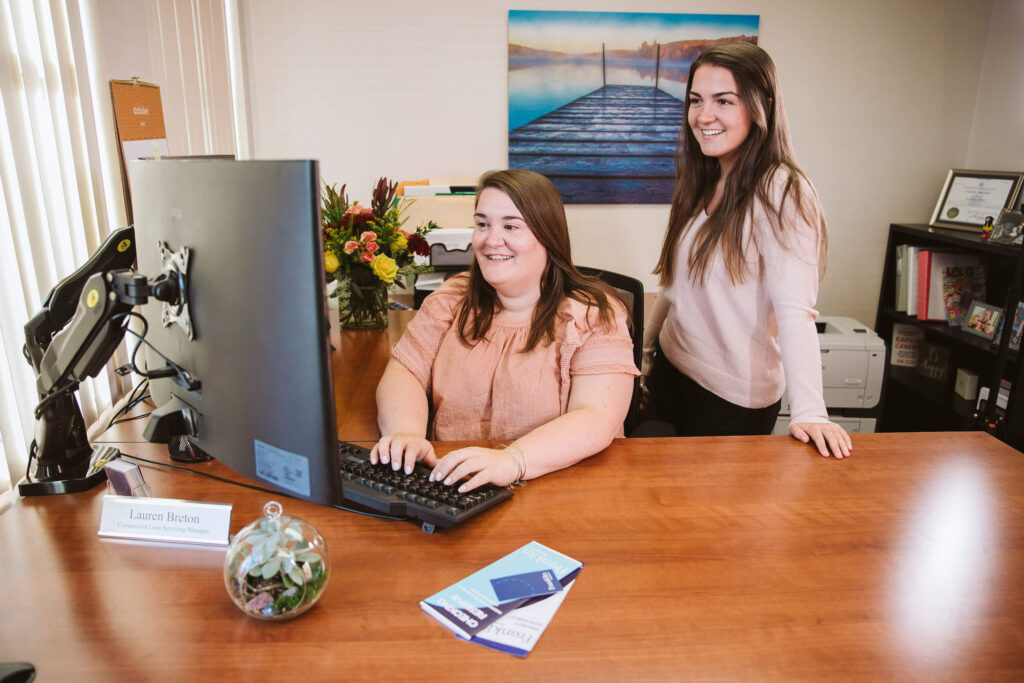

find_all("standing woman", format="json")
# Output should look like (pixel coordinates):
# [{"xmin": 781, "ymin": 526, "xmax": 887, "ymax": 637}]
[{"xmin": 642, "ymin": 42, "xmax": 852, "ymax": 458}]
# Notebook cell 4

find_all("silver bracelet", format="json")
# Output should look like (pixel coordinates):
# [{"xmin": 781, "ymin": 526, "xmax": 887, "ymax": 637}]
[{"xmin": 503, "ymin": 442, "xmax": 527, "ymax": 487}]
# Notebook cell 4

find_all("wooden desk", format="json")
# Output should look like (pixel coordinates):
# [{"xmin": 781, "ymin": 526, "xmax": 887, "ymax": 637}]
[
  {"xmin": 331, "ymin": 308, "xmax": 414, "ymax": 442},
  {"xmin": 8, "ymin": 313, "xmax": 1024, "ymax": 680},
  {"xmin": 2, "ymin": 432, "xmax": 1023, "ymax": 680}
]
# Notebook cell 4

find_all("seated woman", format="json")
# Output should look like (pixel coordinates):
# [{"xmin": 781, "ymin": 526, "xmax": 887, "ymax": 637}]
[{"xmin": 370, "ymin": 169, "xmax": 639, "ymax": 492}]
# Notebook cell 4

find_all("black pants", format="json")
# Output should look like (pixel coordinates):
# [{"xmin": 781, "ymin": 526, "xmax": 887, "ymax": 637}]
[{"xmin": 648, "ymin": 342, "xmax": 781, "ymax": 437}]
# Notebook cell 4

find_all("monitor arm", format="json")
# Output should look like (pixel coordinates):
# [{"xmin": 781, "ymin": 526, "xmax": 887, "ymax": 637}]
[{"xmin": 19, "ymin": 226, "xmax": 194, "ymax": 496}]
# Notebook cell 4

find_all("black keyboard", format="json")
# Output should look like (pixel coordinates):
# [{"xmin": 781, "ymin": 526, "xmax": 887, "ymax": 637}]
[{"xmin": 337, "ymin": 443, "xmax": 513, "ymax": 532}]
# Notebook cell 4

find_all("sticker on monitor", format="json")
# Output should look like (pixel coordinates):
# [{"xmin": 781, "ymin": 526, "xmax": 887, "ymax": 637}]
[{"xmin": 254, "ymin": 440, "xmax": 311, "ymax": 497}]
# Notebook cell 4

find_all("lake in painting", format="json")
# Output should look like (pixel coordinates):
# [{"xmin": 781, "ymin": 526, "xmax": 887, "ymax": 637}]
[{"xmin": 507, "ymin": 10, "xmax": 758, "ymax": 204}]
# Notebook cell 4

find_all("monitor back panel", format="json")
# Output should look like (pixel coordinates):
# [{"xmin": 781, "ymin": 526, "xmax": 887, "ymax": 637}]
[{"xmin": 130, "ymin": 159, "xmax": 338, "ymax": 504}]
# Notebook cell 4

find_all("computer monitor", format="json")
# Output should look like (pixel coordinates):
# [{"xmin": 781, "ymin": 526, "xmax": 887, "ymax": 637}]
[{"xmin": 129, "ymin": 158, "xmax": 340, "ymax": 505}]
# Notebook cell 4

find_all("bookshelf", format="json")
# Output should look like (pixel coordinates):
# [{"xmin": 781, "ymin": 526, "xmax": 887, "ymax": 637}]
[{"xmin": 874, "ymin": 223, "xmax": 1023, "ymax": 450}]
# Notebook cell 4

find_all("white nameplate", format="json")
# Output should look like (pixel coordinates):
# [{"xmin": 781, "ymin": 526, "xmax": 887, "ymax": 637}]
[{"xmin": 98, "ymin": 495, "xmax": 232, "ymax": 546}]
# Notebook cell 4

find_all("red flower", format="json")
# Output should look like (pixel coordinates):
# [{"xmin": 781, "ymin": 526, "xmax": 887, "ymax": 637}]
[
  {"xmin": 407, "ymin": 233, "xmax": 431, "ymax": 257},
  {"xmin": 344, "ymin": 205, "xmax": 374, "ymax": 226}
]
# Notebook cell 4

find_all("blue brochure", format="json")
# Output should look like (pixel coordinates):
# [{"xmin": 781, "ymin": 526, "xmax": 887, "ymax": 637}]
[
  {"xmin": 491, "ymin": 569, "xmax": 562, "ymax": 601},
  {"xmin": 419, "ymin": 541, "xmax": 583, "ymax": 640}
]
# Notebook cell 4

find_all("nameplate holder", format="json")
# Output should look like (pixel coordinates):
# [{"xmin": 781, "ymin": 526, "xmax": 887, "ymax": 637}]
[{"xmin": 98, "ymin": 495, "xmax": 232, "ymax": 547}]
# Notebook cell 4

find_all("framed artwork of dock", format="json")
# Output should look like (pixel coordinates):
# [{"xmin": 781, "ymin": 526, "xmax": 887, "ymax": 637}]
[{"xmin": 508, "ymin": 10, "xmax": 758, "ymax": 204}]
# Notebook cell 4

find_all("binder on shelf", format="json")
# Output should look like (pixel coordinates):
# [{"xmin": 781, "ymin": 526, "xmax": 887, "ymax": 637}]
[
  {"xmin": 915, "ymin": 249, "xmax": 933, "ymax": 319},
  {"xmin": 895, "ymin": 244, "xmax": 908, "ymax": 312},
  {"xmin": 905, "ymin": 246, "xmax": 920, "ymax": 315}
]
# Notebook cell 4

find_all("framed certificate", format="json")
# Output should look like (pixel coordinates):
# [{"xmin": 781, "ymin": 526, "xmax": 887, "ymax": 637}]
[{"xmin": 929, "ymin": 169, "xmax": 1024, "ymax": 231}]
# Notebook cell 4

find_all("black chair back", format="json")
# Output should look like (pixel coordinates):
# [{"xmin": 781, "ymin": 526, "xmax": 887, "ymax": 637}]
[{"xmin": 577, "ymin": 266, "xmax": 645, "ymax": 432}]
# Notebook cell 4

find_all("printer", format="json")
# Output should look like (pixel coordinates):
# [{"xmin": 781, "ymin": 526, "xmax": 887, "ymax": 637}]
[
  {"xmin": 398, "ymin": 179, "xmax": 478, "ymax": 307},
  {"xmin": 773, "ymin": 316, "xmax": 885, "ymax": 434}
]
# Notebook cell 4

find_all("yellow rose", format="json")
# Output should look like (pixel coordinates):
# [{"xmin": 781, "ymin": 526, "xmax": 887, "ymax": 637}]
[
  {"xmin": 324, "ymin": 252, "xmax": 340, "ymax": 273},
  {"xmin": 370, "ymin": 254, "xmax": 398, "ymax": 283}
]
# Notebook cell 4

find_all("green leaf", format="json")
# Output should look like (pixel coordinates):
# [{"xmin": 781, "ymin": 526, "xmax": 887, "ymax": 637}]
[
  {"xmin": 296, "ymin": 552, "xmax": 321, "ymax": 563},
  {"xmin": 252, "ymin": 537, "xmax": 277, "ymax": 564},
  {"xmin": 261, "ymin": 558, "xmax": 281, "ymax": 579},
  {"xmin": 288, "ymin": 566, "xmax": 305, "ymax": 586}
]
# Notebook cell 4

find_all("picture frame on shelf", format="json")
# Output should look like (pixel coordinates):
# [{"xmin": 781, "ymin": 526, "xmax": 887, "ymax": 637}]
[
  {"xmin": 963, "ymin": 301, "xmax": 1003, "ymax": 340},
  {"xmin": 1001, "ymin": 301, "xmax": 1023, "ymax": 352},
  {"xmin": 915, "ymin": 341, "xmax": 952, "ymax": 382},
  {"xmin": 989, "ymin": 208, "xmax": 1024, "ymax": 246},
  {"xmin": 929, "ymin": 169, "xmax": 1024, "ymax": 231}
]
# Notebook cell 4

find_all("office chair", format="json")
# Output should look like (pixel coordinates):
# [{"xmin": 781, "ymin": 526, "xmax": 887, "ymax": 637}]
[{"xmin": 577, "ymin": 266, "xmax": 645, "ymax": 433}]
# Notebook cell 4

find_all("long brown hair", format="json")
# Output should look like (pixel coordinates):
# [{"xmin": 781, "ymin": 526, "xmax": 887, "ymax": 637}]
[
  {"xmin": 456, "ymin": 169, "xmax": 621, "ymax": 351},
  {"xmin": 653, "ymin": 42, "xmax": 827, "ymax": 287}
]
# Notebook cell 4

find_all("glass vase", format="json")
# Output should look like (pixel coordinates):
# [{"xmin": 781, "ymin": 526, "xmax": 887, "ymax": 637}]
[
  {"xmin": 223, "ymin": 501, "xmax": 330, "ymax": 621},
  {"xmin": 338, "ymin": 280, "xmax": 388, "ymax": 329}
]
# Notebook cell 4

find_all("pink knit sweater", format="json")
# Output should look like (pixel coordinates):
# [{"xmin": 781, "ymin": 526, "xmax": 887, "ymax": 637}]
[{"xmin": 642, "ymin": 171, "xmax": 830, "ymax": 425}]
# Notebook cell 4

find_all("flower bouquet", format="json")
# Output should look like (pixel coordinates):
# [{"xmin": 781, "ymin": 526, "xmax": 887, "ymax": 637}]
[{"xmin": 322, "ymin": 177, "xmax": 434, "ymax": 328}]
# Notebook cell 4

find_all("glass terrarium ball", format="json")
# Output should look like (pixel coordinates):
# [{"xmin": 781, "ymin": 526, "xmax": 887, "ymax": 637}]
[{"xmin": 223, "ymin": 501, "xmax": 330, "ymax": 620}]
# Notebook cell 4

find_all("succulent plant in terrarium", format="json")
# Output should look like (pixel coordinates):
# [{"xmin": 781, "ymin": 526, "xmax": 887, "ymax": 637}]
[{"xmin": 224, "ymin": 501, "xmax": 330, "ymax": 620}]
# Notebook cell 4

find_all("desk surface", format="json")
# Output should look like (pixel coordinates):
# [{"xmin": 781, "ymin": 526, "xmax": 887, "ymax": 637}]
[{"xmin": 2, "ymin": 431, "xmax": 1024, "ymax": 681}]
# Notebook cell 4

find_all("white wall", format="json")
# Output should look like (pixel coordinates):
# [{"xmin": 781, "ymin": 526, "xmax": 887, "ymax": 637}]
[
  {"xmin": 967, "ymin": 0, "xmax": 1024, "ymax": 174},
  {"xmin": 97, "ymin": 0, "xmax": 155, "ymax": 82},
  {"xmin": 96, "ymin": 0, "xmax": 1022, "ymax": 327}
]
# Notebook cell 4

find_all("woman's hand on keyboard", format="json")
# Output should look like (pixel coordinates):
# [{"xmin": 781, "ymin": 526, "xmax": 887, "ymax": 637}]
[
  {"xmin": 428, "ymin": 446, "xmax": 520, "ymax": 493},
  {"xmin": 429, "ymin": 447, "xmax": 520, "ymax": 493},
  {"xmin": 370, "ymin": 434, "xmax": 437, "ymax": 475}
]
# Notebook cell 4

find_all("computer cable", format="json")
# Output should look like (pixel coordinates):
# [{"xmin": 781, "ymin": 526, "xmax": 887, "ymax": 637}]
[
  {"xmin": 111, "ymin": 311, "xmax": 195, "ymax": 386},
  {"xmin": 106, "ymin": 377, "xmax": 150, "ymax": 430}
]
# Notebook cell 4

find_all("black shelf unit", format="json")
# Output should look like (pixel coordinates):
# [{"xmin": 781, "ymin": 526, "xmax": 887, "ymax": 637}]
[{"xmin": 874, "ymin": 223, "xmax": 1023, "ymax": 450}]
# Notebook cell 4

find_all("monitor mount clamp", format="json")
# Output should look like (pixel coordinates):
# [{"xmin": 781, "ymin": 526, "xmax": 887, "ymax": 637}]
[{"xmin": 19, "ymin": 227, "xmax": 197, "ymax": 496}]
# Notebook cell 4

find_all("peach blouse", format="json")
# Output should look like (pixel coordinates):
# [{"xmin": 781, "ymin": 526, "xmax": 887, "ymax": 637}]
[{"xmin": 392, "ymin": 276, "xmax": 639, "ymax": 441}]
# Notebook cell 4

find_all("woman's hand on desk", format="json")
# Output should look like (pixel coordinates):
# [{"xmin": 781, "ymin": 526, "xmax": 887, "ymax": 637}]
[
  {"xmin": 789, "ymin": 421, "xmax": 853, "ymax": 459},
  {"xmin": 370, "ymin": 434, "xmax": 436, "ymax": 474},
  {"xmin": 428, "ymin": 447, "xmax": 521, "ymax": 493},
  {"xmin": 638, "ymin": 375, "xmax": 651, "ymax": 411}
]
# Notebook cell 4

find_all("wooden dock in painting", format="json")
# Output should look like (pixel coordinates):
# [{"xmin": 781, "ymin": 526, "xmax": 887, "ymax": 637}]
[{"xmin": 508, "ymin": 84, "xmax": 684, "ymax": 204}]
